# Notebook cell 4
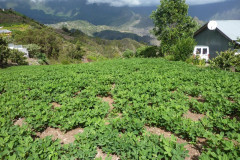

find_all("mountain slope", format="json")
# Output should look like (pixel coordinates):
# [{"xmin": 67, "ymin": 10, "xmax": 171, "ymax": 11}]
[
  {"xmin": 0, "ymin": 0, "xmax": 137, "ymax": 26},
  {"xmin": 188, "ymin": 0, "xmax": 240, "ymax": 21},
  {"xmin": 0, "ymin": 10, "xmax": 145, "ymax": 64}
]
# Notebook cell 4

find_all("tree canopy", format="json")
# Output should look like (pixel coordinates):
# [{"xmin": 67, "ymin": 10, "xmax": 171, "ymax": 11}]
[{"xmin": 151, "ymin": 0, "xmax": 197, "ymax": 55}]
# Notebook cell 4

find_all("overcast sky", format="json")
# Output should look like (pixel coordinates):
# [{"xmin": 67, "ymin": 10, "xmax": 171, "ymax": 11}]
[
  {"xmin": 86, "ymin": 0, "xmax": 228, "ymax": 7},
  {"xmin": 0, "ymin": 0, "xmax": 230, "ymax": 7}
]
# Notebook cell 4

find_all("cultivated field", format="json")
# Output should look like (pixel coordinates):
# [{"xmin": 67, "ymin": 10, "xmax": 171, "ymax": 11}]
[{"xmin": 0, "ymin": 58, "xmax": 239, "ymax": 159}]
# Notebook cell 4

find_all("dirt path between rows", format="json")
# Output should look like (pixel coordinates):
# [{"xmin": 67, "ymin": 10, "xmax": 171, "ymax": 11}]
[{"xmin": 145, "ymin": 126, "xmax": 205, "ymax": 160}]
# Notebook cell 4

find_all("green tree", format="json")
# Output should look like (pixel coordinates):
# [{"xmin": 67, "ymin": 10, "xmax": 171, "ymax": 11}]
[
  {"xmin": 68, "ymin": 41, "xmax": 85, "ymax": 59},
  {"xmin": 25, "ymin": 44, "xmax": 42, "ymax": 58},
  {"xmin": 171, "ymin": 37, "xmax": 196, "ymax": 61},
  {"xmin": 123, "ymin": 49, "xmax": 134, "ymax": 58},
  {"xmin": 0, "ymin": 37, "xmax": 10, "ymax": 67},
  {"xmin": 151, "ymin": 0, "xmax": 197, "ymax": 55},
  {"xmin": 9, "ymin": 49, "xmax": 28, "ymax": 65}
]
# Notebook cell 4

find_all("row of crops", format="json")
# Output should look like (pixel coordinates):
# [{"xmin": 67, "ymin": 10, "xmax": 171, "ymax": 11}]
[{"xmin": 0, "ymin": 58, "xmax": 239, "ymax": 159}]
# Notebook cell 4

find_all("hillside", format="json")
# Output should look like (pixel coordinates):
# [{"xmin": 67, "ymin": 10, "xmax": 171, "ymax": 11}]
[
  {"xmin": 188, "ymin": 0, "xmax": 240, "ymax": 21},
  {"xmin": 0, "ymin": 9, "xmax": 43, "ymax": 28},
  {"xmin": 0, "ymin": 0, "xmax": 139, "ymax": 26},
  {"xmin": 49, "ymin": 20, "xmax": 155, "ymax": 45},
  {"xmin": 0, "ymin": 10, "xmax": 145, "ymax": 64},
  {"xmin": 0, "ymin": 58, "xmax": 240, "ymax": 159}
]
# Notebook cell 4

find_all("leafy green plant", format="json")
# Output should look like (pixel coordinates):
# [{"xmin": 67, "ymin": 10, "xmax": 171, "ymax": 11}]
[
  {"xmin": 135, "ymin": 46, "xmax": 160, "ymax": 58},
  {"xmin": 0, "ymin": 58, "xmax": 239, "ymax": 159},
  {"xmin": 171, "ymin": 37, "xmax": 196, "ymax": 61},
  {"xmin": 186, "ymin": 55, "xmax": 206, "ymax": 66},
  {"xmin": 210, "ymin": 49, "xmax": 240, "ymax": 72},
  {"xmin": 122, "ymin": 49, "xmax": 135, "ymax": 58}
]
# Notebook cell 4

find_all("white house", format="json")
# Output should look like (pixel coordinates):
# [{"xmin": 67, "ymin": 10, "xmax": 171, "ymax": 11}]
[
  {"xmin": 0, "ymin": 29, "xmax": 12, "ymax": 36},
  {"xmin": 8, "ymin": 43, "xmax": 29, "ymax": 58}
]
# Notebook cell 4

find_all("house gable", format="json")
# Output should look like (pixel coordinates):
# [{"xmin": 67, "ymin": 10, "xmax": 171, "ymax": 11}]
[{"xmin": 194, "ymin": 26, "xmax": 234, "ymax": 59}]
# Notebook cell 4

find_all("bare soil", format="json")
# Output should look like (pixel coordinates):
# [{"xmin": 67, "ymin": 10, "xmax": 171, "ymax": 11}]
[
  {"xmin": 111, "ymin": 84, "xmax": 116, "ymax": 90},
  {"xmin": 188, "ymin": 95, "xmax": 205, "ymax": 103},
  {"xmin": 102, "ymin": 97, "xmax": 114, "ymax": 111},
  {"xmin": 37, "ymin": 127, "xmax": 84, "ymax": 144},
  {"xmin": 73, "ymin": 91, "xmax": 81, "ymax": 98},
  {"xmin": 26, "ymin": 58, "xmax": 40, "ymax": 65},
  {"xmin": 51, "ymin": 102, "xmax": 61, "ymax": 109},
  {"xmin": 227, "ymin": 97, "xmax": 235, "ymax": 103},
  {"xmin": 14, "ymin": 118, "xmax": 26, "ymax": 127},
  {"xmin": 82, "ymin": 57, "xmax": 93, "ymax": 63},
  {"xmin": 183, "ymin": 110, "xmax": 205, "ymax": 121},
  {"xmin": 95, "ymin": 148, "xmax": 120, "ymax": 160},
  {"xmin": 145, "ymin": 126, "xmax": 202, "ymax": 160}
]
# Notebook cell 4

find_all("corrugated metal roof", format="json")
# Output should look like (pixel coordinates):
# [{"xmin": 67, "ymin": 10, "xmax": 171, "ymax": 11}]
[
  {"xmin": 215, "ymin": 20, "xmax": 240, "ymax": 42},
  {"xmin": 0, "ymin": 29, "xmax": 11, "ymax": 33}
]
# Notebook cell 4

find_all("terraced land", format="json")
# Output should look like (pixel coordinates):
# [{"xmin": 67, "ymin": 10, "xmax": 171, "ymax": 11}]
[{"xmin": 0, "ymin": 58, "xmax": 239, "ymax": 159}]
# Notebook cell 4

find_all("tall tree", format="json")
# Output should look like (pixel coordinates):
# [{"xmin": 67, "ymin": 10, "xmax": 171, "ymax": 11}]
[
  {"xmin": 151, "ymin": 0, "xmax": 197, "ymax": 55},
  {"xmin": 0, "ymin": 38, "xmax": 10, "ymax": 67}
]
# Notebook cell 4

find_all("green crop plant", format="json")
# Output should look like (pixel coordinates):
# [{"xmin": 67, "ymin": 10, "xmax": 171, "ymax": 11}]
[{"xmin": 0, "ymin": 58, "xmax": 239, "ymax": 159}]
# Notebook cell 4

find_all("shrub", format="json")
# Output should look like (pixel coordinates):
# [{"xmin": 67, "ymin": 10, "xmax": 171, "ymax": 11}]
[
  {"xmin": 0, "ymin": 37, "xmax": 10, "ymax": 67},
  {"xmin": 123, "ymin": 49, "xmax": 135, "ymax": 58},
  {"xmin": 25, "ymin": 44, "xmax": 42, "ymax": 58},
  {"xmin": 135, "ymin": 46, "xmax": 160, "ymax": 58},
  {"xmin": 171, "ymin": 37, "xmax": 196, "ymax": 61},
  {"xmin": 210, "ymin": 49, "xmax": 240, "ymax": 72},
  {"xmin": 186, "ymin": 55, "xmax": 206, "ymax": 66},
  {"xmin": 61, "ymin": 59, "xmax": 71, "ymax": 65},
  {"xmin": 164, "ymin": 54, "xmax": 175, "ymax": 61},
  {"xmin": 9, "ymin": 49, "xmax": 28, "ymax": 65}
]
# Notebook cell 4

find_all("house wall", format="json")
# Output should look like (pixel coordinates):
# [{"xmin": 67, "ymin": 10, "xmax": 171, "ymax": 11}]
[{"xmin": 194, "ymin": 28, "xmax": 234, "ymax": 59}]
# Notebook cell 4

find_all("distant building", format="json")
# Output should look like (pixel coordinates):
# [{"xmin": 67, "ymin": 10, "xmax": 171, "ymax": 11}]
[
  {"xmin": 8, "ymin": 43, "xmax": 29, "ymax": 58},
  {"xmin": 0, "ymin": 29, "xmax": 12, "ymax": 36},
  {"xmin": 194, "ymin": 20, "xmax": 240, "ymax": 59}
]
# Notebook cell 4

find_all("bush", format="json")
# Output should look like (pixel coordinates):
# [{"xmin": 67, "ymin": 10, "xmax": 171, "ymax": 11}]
[
  {"xmin": 25, "ymin": 44, "xmax": 42, "ymax": 58},
  {"xmin": 186, "ymin": 55, "xmax": 206, "ymax": 66},
  {"xmin": 123, "ymin": 49, "xmax": 135, "ymax": 58},
  {"xmin": 171, "ymin": 37, "xmax": 196, "ymax": 61},
  {"xmin": 0, "ymin": 37, "xmax": 10, "ymax": 67},
  {"xmin": 9, "ymin": 49, "xmax": 28, "ymax": 65},
  {"xmin": 61, "ymin": 59, "xmax": 71, "ymax": 65},
  {"xmin": 210, "ymin": 49, "xmax": 240, "ymax": 72},
  {"xmin": 164, "ymin": 54, "xmax": 175, "ymax": 61},
  {"xmin": 68, "ymin": 41, "xmax": 85, "ymax": 60},
  {"xmin": 135, "ymin": 46, "xmax": 160, "ymax": 58}
]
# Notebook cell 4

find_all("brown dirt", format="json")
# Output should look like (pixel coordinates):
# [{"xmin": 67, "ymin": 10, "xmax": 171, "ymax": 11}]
[
  {"xmin": 14, "ymin": 118, "xmax": 26, "ymax": 127},
  {"xmin": 183, "ymin": 110, "xmax": 205, "ymax": 121},
  {"xmin": 37, "ymin": 127, "xmax": 84, "ymax": 144},
  {"xmin": 95, "ymin": 148, "xmax": 120, "ymax": 160},
  {"xmin": 73, "ymin": 91, "xmax": 81, "ymax": 98},
  {"xmin": 101, "ymin": 96, "xmax": 114, "ymax": 111},
  {"xmin": 188, "ymin": 95, "xmax": 205, "ymax": 103},
  {"xmin": 145, "ymin": 126, "xmax": 201, "ymax": 160},
  {"xmin": 82, "ymin": 57, "xmax": 93, "ymax": 63},
  {"xmin": 51, "ymin": 102, "xmax": 61, "ymax": 109},
  {"xmin": 26, "ymin": 58, "xmax": 40, "ymax": 65},
  {"xmin": 227, "ymin": 97, "xmax": 235, "ymax": 103},
  {"xmin": 111, "ymin": 84, "xmax": 116, "ymax": 90},
  {"xmin": 75, "ymin": 91, "xmax": 81, "ymax": 95},
  {"xmin": 224, "ymin": 138, "xmax": 240, "ymax": 146}
]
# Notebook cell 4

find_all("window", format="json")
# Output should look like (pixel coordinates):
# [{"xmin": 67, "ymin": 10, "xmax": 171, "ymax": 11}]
[
  {"xmin": 203, "ymin": 48, "xmax": 208, "ymax": 54},
  {"xmin": 196, "ymin": 48, "xmax": 201, "ymax": 54}
]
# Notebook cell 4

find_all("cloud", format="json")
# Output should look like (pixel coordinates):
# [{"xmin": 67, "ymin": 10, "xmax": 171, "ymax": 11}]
[
  {"xmin": 86, "ymin": 0, "xmax": 229, "ymax": 7},
  {"xmin": 0, "ymin": 0, "xmax": 230, "ymax": 7}
]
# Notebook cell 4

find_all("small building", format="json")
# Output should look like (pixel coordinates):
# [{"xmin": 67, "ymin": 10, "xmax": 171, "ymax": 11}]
[
  {"xmin": 194, "ymin": 20, "xmax": 240, "ymax": 59},
  {"xmin": 8, "ymin": 43, "xmax": 29, "ymax": 58},
  {"xmin": 0, "ymin": 29, "xmax": 12, "ymax": 36}
]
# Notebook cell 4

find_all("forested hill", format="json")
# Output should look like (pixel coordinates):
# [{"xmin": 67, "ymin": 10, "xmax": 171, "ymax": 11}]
[
  {"xmin": 0, "ymin": 10, "xmax": 145, "ymax": 64},
  {"xmin": 0, "ymin": 9, "xmax": 43, "ymax": 27}
]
